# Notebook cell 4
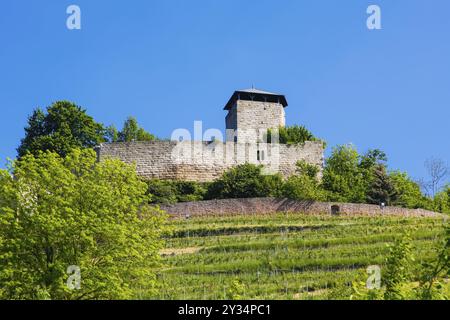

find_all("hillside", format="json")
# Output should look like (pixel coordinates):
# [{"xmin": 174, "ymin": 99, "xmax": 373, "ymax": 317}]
[{"xmin": 151, "ymin": 213, "xmax": 448, "ymax": 300}]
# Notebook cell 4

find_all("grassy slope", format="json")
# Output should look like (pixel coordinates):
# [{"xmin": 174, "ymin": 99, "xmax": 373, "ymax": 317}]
[{"xmin": 150, "ymin": 213, "xmax": 448, "ymax": 300}]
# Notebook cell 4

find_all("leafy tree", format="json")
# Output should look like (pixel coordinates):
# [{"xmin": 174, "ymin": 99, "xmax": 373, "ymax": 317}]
[
  {"xmin": 17, "ymin": 101, "xmax": 106, "ymax": 158},
  {"xmin": 366, "ymin": 165, "xmax": 397, "ymax": 205},
  {"xmin": 282, "ymin": 161, "xmax": 325, "ymax": 201},
  {"xmin": 0, "ymin": 149, "xmax": 167, "ymax": 299},
  {"xmin": 282, "ymin": 175, "xmax": 325, "ymax": 201},
  {"xmin": 105, "ymin": 125, "xmax": 119, "ymax": 143},
  {"xmin": 432, "ymin": 190, "xmax": 450, "ymax": 214},
  {"xmin": 295, "ymin": 160, "xmax": 320, "ymax": 179},
  {"xmin": 390, "ymin": 171, "xmax": 431, "ymax": 209},
  {"xmin": 206, "ymin": 164, "xmax": 283, "ymax": 199},
  {"xmin": 322, "ymin": 144, "xmax": 367, "ymax": 203},
  {"xmin": 359, "ymin": 149, "xmax": 387, "ymax": 170},
  {"xmin": 108, "ymin": 117, "xmax": 156, "ymax": 142}
]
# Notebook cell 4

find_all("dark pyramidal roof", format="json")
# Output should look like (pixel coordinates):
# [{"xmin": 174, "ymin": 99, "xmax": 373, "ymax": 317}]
[{"xmin": 224, "ymin": 88, "xmax": 288, "ymax": 110}]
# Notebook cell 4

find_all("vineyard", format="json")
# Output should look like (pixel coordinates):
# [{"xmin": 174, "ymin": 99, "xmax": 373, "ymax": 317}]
[{"xmin": 149, "ymin": 213, "xmax": 448, "ymax": 300}]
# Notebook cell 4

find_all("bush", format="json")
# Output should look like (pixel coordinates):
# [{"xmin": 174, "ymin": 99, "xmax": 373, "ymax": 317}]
[
  {"xmin": 146, "ymin": 179, "xmax": 207, "ymax": 204},
  {"xmin": 205, "ymin": 164, "xmax": 283, "ymax": 199},
  {"xmin": 267, "ymin": 125, "xmax": 324, "ymax": 147},
  {"xmin": 282, "ymin": 175, "xmax": 325, "ymax": 201}
]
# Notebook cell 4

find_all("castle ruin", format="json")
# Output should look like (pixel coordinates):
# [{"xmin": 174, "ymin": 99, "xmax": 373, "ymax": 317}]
[{"xmin": 97, "ymin": 89, "xmax": 324, "ymax": 182}]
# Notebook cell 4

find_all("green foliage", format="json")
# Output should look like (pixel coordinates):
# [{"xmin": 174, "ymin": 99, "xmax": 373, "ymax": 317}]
[
  {"xmin": 147, "ymin": 179, "xmax": 207, "ymax": 204},
  {"xmin": 267, "ymin": 125, "xmax": 324, "ymax": 147},
  {"xmin": 226, "ymin": 278, "xmax": 245, "ymax": 300},
  {"xmin": 322, "ymin": 145, "xmax": 367, "ymax": 202},
  {"xmin": 17, "ymin": 101, "xmax": 106, "ymax": 158},
  {"xmin": 359, "ymin": 149, "xmax": 387, "ymax": 170},
  {"xmin": 390, "ymin": 171, "xmax": 431, "ymax": 209},
  {"xmin": 415, "ymin": 225, "xmax": 449, "ymax": 300},
  {"xmin": 383, "ymin": 234, "xmax": 415, "ymax": 300},
  {"xmin": 206, "ymin": 164, "xmax": 283, "ymax": 199},
  {"xmin": 296, "ymin": 160, "xmax": 320, "ymax": 179},
  {"xmin": 366, "ymin": 165, "xmax": 398, "ymax": 205},
  {"xmin": 282, "ymin": 161, "xmax": 325, "ymax": 201},
  {"xmin": 0, "ymin": 149, "xmax": 167, "ymax": 299},
  {"xmin": 432, "ymin": 188, "xmax": 450, "ymax": 214},
  {"xmin": 108, "ymin": 117, "xmax": 156, "ymax": 142},
  {"xmin": 157, "ymin": 214, "xmax": 448, "ymax": 300}
]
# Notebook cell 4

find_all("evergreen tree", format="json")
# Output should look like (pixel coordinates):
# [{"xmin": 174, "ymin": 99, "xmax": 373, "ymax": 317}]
[{"xmin": 367, "ymin": 165, "xmax": 397, "ymax": 205}]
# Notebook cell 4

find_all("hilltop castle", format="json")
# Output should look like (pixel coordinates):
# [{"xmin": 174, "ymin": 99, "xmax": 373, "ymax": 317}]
[{"xmin": 97, "ymin": 89, "xmax": 324, "ymax": 182}]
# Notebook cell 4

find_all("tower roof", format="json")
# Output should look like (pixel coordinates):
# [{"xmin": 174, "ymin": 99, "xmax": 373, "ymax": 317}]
[{"xmin": 224, "ymin": 88, "xmax": 288, "ymax": 110}]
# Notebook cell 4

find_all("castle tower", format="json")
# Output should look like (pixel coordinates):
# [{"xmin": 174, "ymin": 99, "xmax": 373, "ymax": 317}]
[{"xmin": 224, "ymin": 88, "xmax": 288, "ymax": 143}]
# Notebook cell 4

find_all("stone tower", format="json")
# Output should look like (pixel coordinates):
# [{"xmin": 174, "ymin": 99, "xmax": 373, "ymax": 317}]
[{"xmin": 224, "ymin": 88, "xmax": 288, "ymax": 143}]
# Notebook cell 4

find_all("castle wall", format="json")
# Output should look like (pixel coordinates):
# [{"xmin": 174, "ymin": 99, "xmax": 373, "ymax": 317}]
[{"xmin": 97, "ymin": 140, "xmax": 324, "ymax": 182}]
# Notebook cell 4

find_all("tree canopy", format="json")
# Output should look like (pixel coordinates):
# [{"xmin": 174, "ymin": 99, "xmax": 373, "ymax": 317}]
[
  {"xmin": 0, "ymin": 149, "xmax": 167, "ymax": 299},
  {"xmin": 17, "ymin": 101, "xmax": 106, "ymax": 158},
  {"xmin": 106, "ymin": 116, "xmax": 156, "ymax": 143}
]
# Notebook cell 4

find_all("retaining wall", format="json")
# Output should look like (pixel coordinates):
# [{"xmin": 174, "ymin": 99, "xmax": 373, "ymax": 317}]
[{"xmin": 159, "ymin": 198, "xmax": 442, "ymax": 219}]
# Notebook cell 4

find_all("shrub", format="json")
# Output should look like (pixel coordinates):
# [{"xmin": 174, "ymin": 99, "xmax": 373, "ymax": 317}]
[
  {"xmin": 146, "ymin": 179, "xmax": 207, "ymax": 204},
  {"xmin": 267, "ymin": 125, "xmax": 324, "ymax": 147},
  {"xmin": 282, "ymin": 175, "xmax": 325, "ymax": 201},
  {"xmin": 205, "ymin": 164, "xmax": 283, "ymax": 199}
]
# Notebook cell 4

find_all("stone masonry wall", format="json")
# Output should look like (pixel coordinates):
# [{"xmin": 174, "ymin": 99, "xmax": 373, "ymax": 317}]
[
  {"xmin": 160, "ymin": 198, "xmax": 443, "ymax": 219},
  {"xmin": 227, "ymin": 100, "xmax": 285, "ymax": 143},
  {"xmin": 97, "ymin": 140, "xmax": 324, "ymax": 182}
]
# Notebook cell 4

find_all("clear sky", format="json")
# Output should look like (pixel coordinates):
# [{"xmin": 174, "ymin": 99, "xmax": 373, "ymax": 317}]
[{"xmin": 0, "ymin": 0, "xmax": 449, "ymax": 181}]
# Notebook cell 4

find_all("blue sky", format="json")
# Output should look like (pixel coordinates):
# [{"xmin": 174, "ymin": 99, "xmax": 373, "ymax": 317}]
[{"xmin": 0, "ymin": 0, "xmax": 449, "ymax": 181}]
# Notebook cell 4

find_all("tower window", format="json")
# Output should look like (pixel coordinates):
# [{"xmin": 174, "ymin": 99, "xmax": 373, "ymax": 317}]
[{"xmin": 257, "ymin": 150, "xmax": 265, "ymax": 161}]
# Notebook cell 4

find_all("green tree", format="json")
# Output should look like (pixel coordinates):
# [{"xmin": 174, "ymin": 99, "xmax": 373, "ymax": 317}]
[
  {"xmin": 390, "ymin": 171, "xmax": 430, "ymax": 209},
  {"xmin": 432, "ymin": 190, "xmax": 450, "ymax": 214},
  {"xmin": 206, "ymin": 164, "xmax": 283, "ymax": 199},
  {"xmin": 113, "ymin": 117, "xmax": 156, "ymax": 142},
  {"xmin": 282, "ymin": 161, "xmax": 325, "ymax": 201},
  {"xmin": 366, "ymin": 165, "xmax": 397, "ymax": 205},
  {"xmin": 322, "ymin": 144, "xmax": 367, "ymax": 203},
  {"xmin": 0, "ymin": 149, "xmax": 167, "ymax": 299},
  {"xmin": 17, "ymin": 101, "xmax": 106, "ymax": 158},
  {"xmin": 359, "ymin": 149, "xmax": 387, "ymax": 170}
]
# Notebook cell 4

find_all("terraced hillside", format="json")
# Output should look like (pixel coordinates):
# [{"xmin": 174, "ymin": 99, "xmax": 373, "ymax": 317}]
[{"xmin": 152, "ymin": 213, "xmax": 448, "ymax": 300}]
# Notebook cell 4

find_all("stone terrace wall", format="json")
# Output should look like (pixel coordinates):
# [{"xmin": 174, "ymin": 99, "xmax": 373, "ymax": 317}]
[{"xmin": 160, "ymin": 198, "xmax": 442, "ymax": 219}]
